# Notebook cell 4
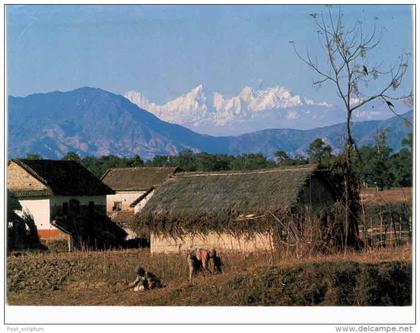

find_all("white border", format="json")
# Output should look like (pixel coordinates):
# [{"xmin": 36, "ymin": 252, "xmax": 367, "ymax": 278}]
[{"xmin": 1, "ymin": 0, "xmax": 417, "ymax": 330}]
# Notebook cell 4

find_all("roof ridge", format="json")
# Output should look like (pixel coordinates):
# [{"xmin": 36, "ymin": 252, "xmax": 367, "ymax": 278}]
[
  {"xmin": 101, "ymin": 166, "xmax": 179, "ymax": 180},
  {"xmin": 177, "ymin": 165, "xmax": 318, "ymax": 178},
  {"xmin": 108, "ymin": 166, "xmax": 178, "ymax": 171}
]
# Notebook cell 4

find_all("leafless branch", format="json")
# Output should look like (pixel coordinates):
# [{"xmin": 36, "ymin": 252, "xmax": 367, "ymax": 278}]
[{"xmin": 295, "ymin": 6, "xmax": 411, "ymax": 141}]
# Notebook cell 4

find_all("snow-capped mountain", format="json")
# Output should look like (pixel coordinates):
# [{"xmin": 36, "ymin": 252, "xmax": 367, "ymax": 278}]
[
  {"xmin": 126, "ymin": 84, "xmax": 210, "ymax": 126},
  {"xmin": 125, "ymin": 84, "xmax": 409, "ymax": 135},
  {"xmin": 125, "ymin": 85, "xmax": 338, "ymax": 135},
  {"xmin": 8, "ymin": 87, "xmax": 412, "ymax": 160}
]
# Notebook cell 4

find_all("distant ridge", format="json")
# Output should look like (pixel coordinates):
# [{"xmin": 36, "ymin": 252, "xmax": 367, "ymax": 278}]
[{"xmin": 8, "ymin": 87, "xmax": 412, "ymax": 159}]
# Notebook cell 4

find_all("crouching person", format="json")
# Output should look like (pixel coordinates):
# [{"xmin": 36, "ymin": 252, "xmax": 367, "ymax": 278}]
[
  {"xmin": 187, "ymin": 251, "xmax": 202, "ymax": 283},
  {"xmin": 187, "ymin": 248, "xmax": 223, "ymax": 282},
  {"xmin": 129, "ymin": 266, "xmax": 162, "ymax": 292}
]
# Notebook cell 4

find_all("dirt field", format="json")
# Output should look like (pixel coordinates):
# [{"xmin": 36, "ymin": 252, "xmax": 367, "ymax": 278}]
[
  {"xmin": 360, "ymin": 187, "xmax": 412, "ymax": 206},
  {"xmin": 7, "ymin": 246, "xmax": 412, "ymax": 306}
]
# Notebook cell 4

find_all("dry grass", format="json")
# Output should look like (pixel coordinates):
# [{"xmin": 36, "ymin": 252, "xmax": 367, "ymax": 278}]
[
  {"xmin": 7, "ymin": 246, "xmax": 411, "ymax": 306},
  {"xmin": 361, "ymin": 187, "xmax": 412, "ymax": 206}
]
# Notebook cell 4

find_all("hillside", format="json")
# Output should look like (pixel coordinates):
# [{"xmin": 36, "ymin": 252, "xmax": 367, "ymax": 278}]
[
  {"xmin": 8, "ymin": 87, "xmax": 228, "ymax": 160},
  {"xmin": 228, "ymin": 112, "xmax": 413, "ymax": 158},
  {"xmin": 7, "ymin": 248, "xmax": 411, "ymax": 306},
  {"xmin": 8, "ymin": 87, "xmax": 413, "ymax": 159}
]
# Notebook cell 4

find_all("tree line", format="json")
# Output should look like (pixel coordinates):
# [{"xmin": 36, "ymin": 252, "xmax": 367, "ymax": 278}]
[{"xmin": 22, "ymin": 131, "xmax": 412, "ymax": 190}]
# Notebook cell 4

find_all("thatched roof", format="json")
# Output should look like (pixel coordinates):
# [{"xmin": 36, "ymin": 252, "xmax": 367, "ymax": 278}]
[
  {"xmin": 101, "ymin": 167, "xmax": 180, "ymax": 191},
  {"xmin": 9, "ymin": 159, "xmax": 114, "ymax": 198},
  {"xmin": 135, "ymin": 164, "xmax": 328, "ymax": 235},
  {"xmin": 110, "ymin": 211, "xmax": 136, "ymax": 228},
  {"xmin": 143, "ymin": 165, "xmax": 319, "ymax": 215}
]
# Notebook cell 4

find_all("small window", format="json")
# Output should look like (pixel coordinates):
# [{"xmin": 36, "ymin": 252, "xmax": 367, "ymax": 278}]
[
  {"xmin": 63, "ymin": 202, "xmax": 69, "ymax": 215},
  {"xmin": 112, "ymin": 201, "xmax": 122, "ymax": 211}
]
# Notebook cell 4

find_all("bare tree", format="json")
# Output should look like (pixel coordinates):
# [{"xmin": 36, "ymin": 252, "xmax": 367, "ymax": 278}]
[{"xmin": 291, "ymin": 6, "xmax": 411, "ymax": 249}]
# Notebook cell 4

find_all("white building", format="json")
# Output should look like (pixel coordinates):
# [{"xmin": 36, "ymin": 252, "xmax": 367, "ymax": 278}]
[
  {"xmin": 7, "ymin": 159, "xmax": 115, "ymax": 242},
  {"xmin": 101, "ymin": 167, "xmax": 180, "ymax": 237}
]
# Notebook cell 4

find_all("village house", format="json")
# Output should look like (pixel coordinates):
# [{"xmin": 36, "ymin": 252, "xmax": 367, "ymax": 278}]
[
  {"xmin": 135, "ymin": 165, "xmax": 337, "ymax": 254},
  {"xmin": 7, "ymin": 159, "xmax": 115, "ymax": 245},
  {"xmin": 101, "ymin": 167, "xmax": 180, "ymax": 238},
  {"xmin": 101, "ymin": 167, "xmax": 180, "ymax": 214}
]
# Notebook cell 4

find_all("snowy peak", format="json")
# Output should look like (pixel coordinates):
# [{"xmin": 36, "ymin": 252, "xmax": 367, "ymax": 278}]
[
  {"xmin": 170, "ymin": 84, "xmax": 208, "ymax": 111},
  {"xmin": 247, "ymin": 86, "xmax": 302, "ymax": 111},
  {"xmin": 191, "ymin": 83, "xmax": 204, "ymax": 95},
  {"xmin": 125, "ymin": 90, "xmax": 150, "ymax": 109},
  {"xmin": 124, "ymin": 84, "xmax": 337, "ymax": 134},
  {"xmin": 239, "ymin": 86, "xmax": 254, "ymax": 103},
  {"xmin": 212, "ymin": 85, "xmax": 327, "ymax": 113},
  {"xmin": 124, "ymin": 85, "xmax": 210, "ymax": 125}
]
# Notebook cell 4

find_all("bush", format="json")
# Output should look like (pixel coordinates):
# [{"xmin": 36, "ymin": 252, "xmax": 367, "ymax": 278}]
[
  {"xmin": 45, "ymin": 239, "xmax": 69, "ymax": 252},
  {"xmin": 7, "ymin": 212, "xmax": 47, "ymax": 252}
]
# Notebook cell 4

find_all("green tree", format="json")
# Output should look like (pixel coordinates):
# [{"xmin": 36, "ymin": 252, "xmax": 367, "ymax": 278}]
[
  {"xmin": 128, "ymin": 154, "xmax": 144, "ymax": 167},
  {"xmin": 390, "ymin": 149, "xmax": 412, "ymax": 187},
  {"xmin": 389, "ymin": 133, "xmax": 413, "ymax": 187},
  {"xmin": 231, "ymin": 153, "xmax": 275, "ymax": 170},
  {"xmin": 372, "ymin": 130, "xmax": 394, "ymax": 190},
  {"xmin": 80, "ymin": 155, "xmax": 130, "ymax": 178},
  {"xmin": 355, "ymin": 130, "xmax": 394, "ymax": 190},
  {"xmin": 194, "ymin": 153, "xmax": 232, "ymax": 171},
  {"xmin": 275, "ymin": 150, "xmax": 289, "ymax": 165},
  {"xmin": 146, "ymin": 155, "xmax": 175, "ymax": 167},
  {"xmin": 25, "ymin": 153, "xmax": 42, "ymax": 160},
  {"xmin": 62, "ymin": 151, "xmax": 82, "ymax": 162},
  {"xmin": 307, "ymin": 138, "xmax": 332, "ymax": 165},
  {"xmin": 176, "ymin": 149, "xmax": 197, "ymax": 171},
  {"xmin": 402, "ymin": 133, "xmax": 413, "ymax": 152}
]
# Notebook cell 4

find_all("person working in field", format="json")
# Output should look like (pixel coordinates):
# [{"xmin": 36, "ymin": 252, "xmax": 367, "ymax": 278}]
[
  {"xmin": 187, "ymin": 248, "xmax": 223, "ymax": 282},
  {"xmin": 128, "ymin": 266, "xmax": 162, "ymax": 292}
]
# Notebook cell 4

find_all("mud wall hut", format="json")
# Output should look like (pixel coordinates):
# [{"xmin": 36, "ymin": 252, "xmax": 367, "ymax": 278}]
[{"xmin": 134, "ymin": 165, "xmax": 337, "ymax": 254}]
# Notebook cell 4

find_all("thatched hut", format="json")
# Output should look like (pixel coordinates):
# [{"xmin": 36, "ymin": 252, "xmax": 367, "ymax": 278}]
[{"xmin": 134, "ymin": 165, "xmax": 338, "ymax": 254}]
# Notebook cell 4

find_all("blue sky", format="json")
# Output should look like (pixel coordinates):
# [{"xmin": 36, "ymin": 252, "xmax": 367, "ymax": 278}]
[{"xmin": 7, "ymin": 4, "xmax": 413, "ymax": 105}]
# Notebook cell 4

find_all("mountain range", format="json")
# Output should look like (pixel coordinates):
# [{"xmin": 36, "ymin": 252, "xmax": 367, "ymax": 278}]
[
  {"xmin": 125, "ymin": 84, "xmax": 411, "ymax": 136},
  {"xmin": 8, "ymin": 87, "xmax": 412, "ymax": 160}
]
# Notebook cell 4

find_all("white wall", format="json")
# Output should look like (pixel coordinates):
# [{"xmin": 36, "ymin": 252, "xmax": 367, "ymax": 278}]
[
  {"xmin": 106, "ymin": 191, "xmax": 145, "ymax": 213},
  {"xmin": 151, "ymin": 232, "xmax": 274, "ymax": 254},
  {"xmin": 17, "ymin": 198, "xmax": 52, "ymax": 230},
  {"xmin": 16, "ymin": 195, "xmax": 107, "ymax": 230},
  {"xmin": 133, "ymin": 189, "xmax": 155, "ymax": 214}
]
